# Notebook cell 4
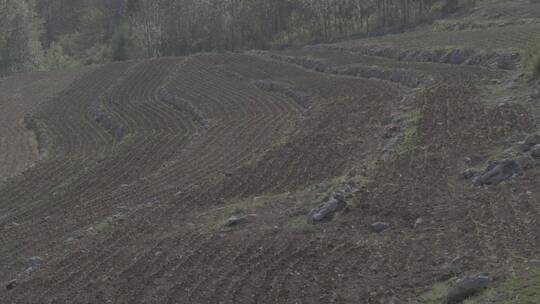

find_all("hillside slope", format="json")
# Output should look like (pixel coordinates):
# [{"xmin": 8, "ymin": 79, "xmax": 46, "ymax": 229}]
[{"xmin": 1, "ymin": 1, "xmax": 539, "ymax": 303}]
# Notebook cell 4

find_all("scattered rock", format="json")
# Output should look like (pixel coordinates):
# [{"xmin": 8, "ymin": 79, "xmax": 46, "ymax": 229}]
[
  {"xmin": 22, "ymin": 266, "xmax": 37, "ymax": 277},
  {"xmin": 307, "ymin": 193, "xmax": 347, "ymax": 224},
  {"xmin": 253, "ymin": 80, "xmax": 313, "ymax": 109},
  {"xmin": 473, "ymin": 159, "xmax": 522, "ymax": 185},
  {"xmin": 383, "ymin": 125, "xmax": 400, "ymax": 139},
  {"xmin": 225, "ymin": 215, "xmax": 249, "ymax": 227},
  {"xmin": 414, "ymin": 217, "xmax": 424, "ymax": 229},
  {"xmin": 370, "ymin": 222, "xmax": 390, "ymax": 233},
  {"xmin": 159, "ymin": 88, "xmax": 208, "ymax": 127},
  {"xmin": 382, "ymin": 115, "xmax": 402, "ymax": 126},
  {"xmin": 5, "ymin": 279, "xmax": 17, "ymax": 290},
  {"xmin": 112, "ymin": 206, "xmax": 129, "ymax": 219},
  {"xmin": 531, "ymin": 144, "xmax": 540, "ymax": 159},
  {"xmin": 29, "ymin": 256, "xmax": 44, "ymax": 267},
  {"xmin": 446, "ymin": 275, "xmax": 492, "ymax": 304}
]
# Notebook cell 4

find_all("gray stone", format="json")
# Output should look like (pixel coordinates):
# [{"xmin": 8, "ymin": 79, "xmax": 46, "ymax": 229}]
[
  {"xmin": 29, "ymin": 256, "xmax": 44, "ymax": 267},
  {"xmin": 414, "ymin": 217, "xmax": 424, "ymax": 229},
  {"xmin": 112, "ymin": 206, "xmax": 129, "ymax": 219},
  {"xmin": 382, "ymin": 115, "xmax": 402, "ymax": 126},
  {"xmin": 446, "ymin": 275, "xmax": 492, "ymax": 303},
  {"xmin": 531, "ymin": 144, "xmax": 540, "ymax": 159},
  {"xmin": 225, "ymin": 216, "xmax": 249, "ymax": 227},
  {"xmin": 370, "ymin": 222, "xmax": 390, "ymax": 233},
  {"xmin": 473, "ymin": 159, "xmax": 522, "ymax": 185},
  {"xmin": 22, "ymin": 266, "xmax": 37, "ymax": 276},
  {"xmin": 447, "ymin": 49, "xmax": 467, "ymax": 64},
  {"xmin": 307, "ymin": 193, "xmax": 347, "ymax": 224}
]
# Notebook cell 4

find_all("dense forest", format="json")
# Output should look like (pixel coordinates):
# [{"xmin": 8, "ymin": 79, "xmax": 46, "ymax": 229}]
[{"xmin": 0, "ymin": 0, "xmax": 474, "ymax": 76}]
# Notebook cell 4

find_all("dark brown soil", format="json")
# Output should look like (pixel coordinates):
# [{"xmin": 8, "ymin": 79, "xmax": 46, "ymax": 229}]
[{"xmin": 0, "ymin": 33, "xmax": 539, "ymax": 304}]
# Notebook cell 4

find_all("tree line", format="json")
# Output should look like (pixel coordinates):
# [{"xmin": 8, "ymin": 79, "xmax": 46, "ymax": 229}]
[{"xmin": 0, "ymin": 0, "xmax": 474, "ymax": 75}]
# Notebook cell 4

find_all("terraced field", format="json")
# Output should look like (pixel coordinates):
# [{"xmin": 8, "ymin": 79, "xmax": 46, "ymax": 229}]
[
  {"xmin": 1, "ymin": 1, "xmax": 540, "ymax": 303},
  {"xmin": 0, "ymin": 68, "xmax": 91, "ymax": 181},
  {"xmin": 333, "ymin": 23, "xmax": 540, "ymax": 51}
]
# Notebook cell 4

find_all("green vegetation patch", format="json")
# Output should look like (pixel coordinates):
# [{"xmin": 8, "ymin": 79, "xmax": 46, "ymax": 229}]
[
  {"xmin": 393, "ymin": 109, "xmax": 422, "ymax": 158},
  {"xmin": 525, "ymin": 36, "xmax": 540, "ymax": 79},
  {"xmin": 469, "ymin": 271, "xmax": 540, "ymax": 304},
  {"xmin": 418, "ymin": 270, "xmax": 540, "ymax": 304},
  {"xmin": 420, "ymin": 282, "xmax": 450, "ymax": 303}
]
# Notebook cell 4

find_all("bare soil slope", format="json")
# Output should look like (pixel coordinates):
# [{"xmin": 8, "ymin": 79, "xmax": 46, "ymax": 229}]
[{"xmin": 1, "ymin": 1, "xmax": 540, "ymax": 303}]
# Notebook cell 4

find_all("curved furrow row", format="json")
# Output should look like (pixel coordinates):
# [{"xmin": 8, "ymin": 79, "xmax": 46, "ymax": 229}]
[
  {"xmin": 6, "ymin": 59, "xmax": 192, "ymax": 228},
  {"xmin": 105, "ymin": 58, "xmax": 186, "ymax": 135},
  {"xmin": 175, "ymin": 237, "xmax": 273, "ymax": 303},
  {"xmin": 41, "ymin": 55, "xmax": 300, "ymax": 270},
  {"xmin": 0, "ymin": 63, "xmax": 134, "ymax": 217},
  {"xmin": 0, "ymin": 63, "xmax": 144, "ymax": 275},
  {"xmin": 102, "ymin": 57, "xmax": 300, "ymax": 202},
  {"xmin": 2, "ymin": 53, "xmax": 306, "ymax": 303}
]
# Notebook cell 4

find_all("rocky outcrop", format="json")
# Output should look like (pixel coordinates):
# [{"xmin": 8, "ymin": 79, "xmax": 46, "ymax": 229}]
[
  {"xmin": 329, "ymin": 65, "xmax": 429, "ymax": 87},
  {"xmin": 307, "ymin": 193, "xmax": 348, "ymax": 224},
  {"xmin": 263, "ymin": 53, "xmax": 429, "ymax": 87},
  {"xmin": 322, "ymin": 45, "xmax": 520, "ymax": 70},
  {"xmin": 23, "ymin": 114, "xmax": 49, "ymax": 159},
  {"xmin": 473, "ymin": 159, "xmax": 522, "ymax": 185},
  {"xmin": 89, "ymin": 99, "xmax": 126, "ymax": 141},
  {"xmin": 158, "ymin": 88, "xmax": 208, "ymax": 127},
  {"xmin": 254, "ymin": 80, "xmax": 313, "ymax": 109},
  {"xmin": 225, "ymin": 215, "xmax": 250, "ymax": 227}
]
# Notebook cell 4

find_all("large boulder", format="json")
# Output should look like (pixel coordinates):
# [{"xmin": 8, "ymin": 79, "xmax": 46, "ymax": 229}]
[
  {"xmin": 225, "ymin": 215, "xmax": 249, "ymax": 227},
  {"xmin": 370, "ymin": 222, "xmax": 390, "ymax": 233},
  {"xmin": 307, "ymin": 193, "xmax": 347, "ymax": 224},
  {"xmin": 446, "ymin": 275, "xmax": 492, "ymax": 303},
  {"xmin": 473, "ymin": 159, "xmax": 522, "ymax": 185}
]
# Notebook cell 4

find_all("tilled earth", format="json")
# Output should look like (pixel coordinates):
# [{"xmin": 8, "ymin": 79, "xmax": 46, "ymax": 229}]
[{"xmin": 1, "ymin": 5, "xmax": 540, "ymax": 303}]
